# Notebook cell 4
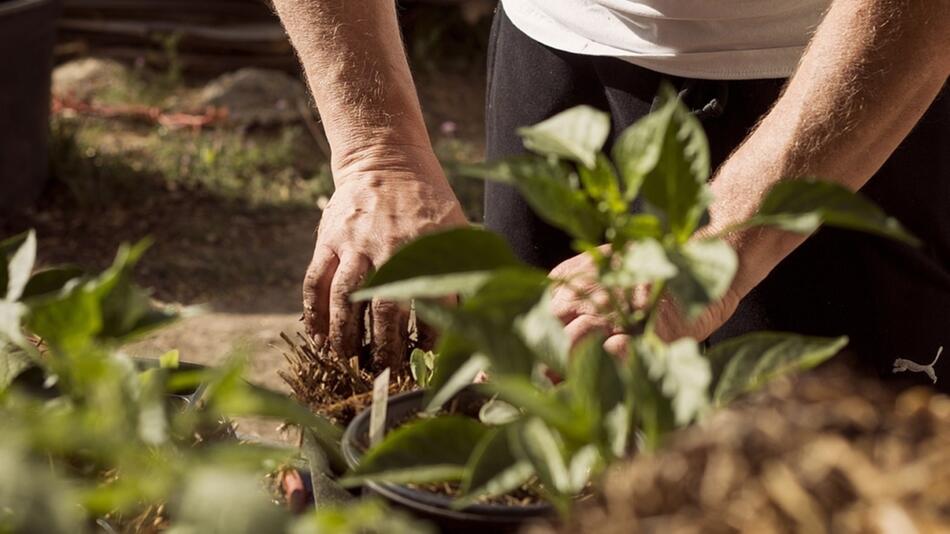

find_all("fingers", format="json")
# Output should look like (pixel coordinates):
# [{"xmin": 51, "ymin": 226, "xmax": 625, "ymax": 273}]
[
  {"xmin": 327, "ymin": 251, "xmax": 371, "ymax": 358},
  {"xmin": 302, "ymin": 245, "xmax": 339, "ymax": 345},
  {"xmin": 549, "ymin": 255, "xmax": 609, "ymax": 324},
  {"xmin": 603, "ymin": 334, "xmax": 629, "ymax": 358},
  {"xmin": 370, "ymin": 298, "xmax": 409, "ymax": 371},
  {"xmin": 564, "ymin": 314, "xmax": 616, "ymax": 349},
  {"xmin": 413, "ymin": 294, "xmax": 456, "ymax": 351},
  {"xmin": 550, "ymin": 283, "xmax": 603, "ymax": 323}
]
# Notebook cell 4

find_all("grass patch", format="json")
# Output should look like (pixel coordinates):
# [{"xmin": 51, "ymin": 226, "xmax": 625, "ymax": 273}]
[{"xmin": 50, "ymin": 117, "xmax": 334, "ymax": 208}]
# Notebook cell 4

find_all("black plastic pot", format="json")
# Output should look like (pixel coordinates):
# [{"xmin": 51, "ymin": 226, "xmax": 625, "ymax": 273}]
[
  {"xmin": 342, "ymin": 388, "xmax": 554, "ymax": 534},
  {"xmin": 0, "ymin": 0, "xmax": 61, "ymax": 213}
]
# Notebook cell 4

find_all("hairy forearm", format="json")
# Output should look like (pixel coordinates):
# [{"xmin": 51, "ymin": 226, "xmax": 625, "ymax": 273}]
[
  {"xmin": 272, "ymin": 0, "xmax": 433, "ymax": 176},
  {"xmin": 707, "ymin": 0, "xmax": 949, "ymax": 299}
]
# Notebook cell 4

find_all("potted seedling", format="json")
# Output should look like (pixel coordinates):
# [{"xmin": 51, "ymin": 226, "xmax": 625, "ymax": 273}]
[
  {"xmin": 341, "ymin": 385, "xmax": 554, "ymax": 533},
  {"xmin": 338, "ymin": 85, "xmax": 918, "ymax": 529}
]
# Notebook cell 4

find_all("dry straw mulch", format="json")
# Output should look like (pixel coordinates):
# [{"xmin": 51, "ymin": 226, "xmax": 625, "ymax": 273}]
[
  {"xmin": 530, "ymin": 362, "xmax": 950, "ymax": 534},
  {"xmin": 278, "ymin": 332, "xmax": 415, "ymax": 425}
]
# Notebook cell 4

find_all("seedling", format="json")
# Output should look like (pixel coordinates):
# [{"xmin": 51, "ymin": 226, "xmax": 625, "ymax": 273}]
[{"xmin": 347, "ymin": 85, "xmax": 917, "ymax": 511}]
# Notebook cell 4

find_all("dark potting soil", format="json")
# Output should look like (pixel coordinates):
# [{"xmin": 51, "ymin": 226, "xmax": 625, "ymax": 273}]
[{"xmin": 406, "ymin": 480, "xmax": 546, "ymax": 507}]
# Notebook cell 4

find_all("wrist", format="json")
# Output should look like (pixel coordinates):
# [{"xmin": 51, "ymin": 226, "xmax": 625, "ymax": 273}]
[
  {"xmin": 327, "ymin": 118, "xmax": 433, "ymax": 170},
  {"xmin": 331, "ymin": 141, "xmax": 446, "ymax": 186}
]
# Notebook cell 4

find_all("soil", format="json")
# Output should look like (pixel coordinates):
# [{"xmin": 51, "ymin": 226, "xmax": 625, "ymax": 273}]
[
  {"xmin": 526, "ymin": 360, "xmax": 950, "ymax": 534},
  {"xmin": 408, "ymin": 480, "xmax": 545, "ymax": 507}
]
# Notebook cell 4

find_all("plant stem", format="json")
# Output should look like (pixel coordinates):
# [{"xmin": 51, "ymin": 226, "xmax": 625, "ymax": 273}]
[{"xmin": 643, "ymin": 280, "xmax": 666, "ymax": 336}]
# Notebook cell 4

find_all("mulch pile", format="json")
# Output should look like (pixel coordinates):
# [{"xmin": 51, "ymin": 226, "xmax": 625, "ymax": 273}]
[{"xmin": 529, "ymin": 362, "xmax": 950, "ymax": 534}]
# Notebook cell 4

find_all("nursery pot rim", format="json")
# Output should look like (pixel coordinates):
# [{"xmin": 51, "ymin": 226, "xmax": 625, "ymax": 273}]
[{"xmin": 342, "ymin": 387, "xmax": 555, "ymax": 519}]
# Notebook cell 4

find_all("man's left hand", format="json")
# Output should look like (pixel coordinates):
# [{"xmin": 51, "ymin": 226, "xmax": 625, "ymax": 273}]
[{"xmin": 548, "ymin": 247, "xmax": 741, "ymax": 357}]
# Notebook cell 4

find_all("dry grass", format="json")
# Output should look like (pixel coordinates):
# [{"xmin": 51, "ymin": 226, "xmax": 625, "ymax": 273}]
[
  {"xmin": 529, "ymin": 361, "xmax": 950, "ymax": 534},
  {"xmin": 277, "ymin": 332, "xmax": 415, "ymax": 425}
]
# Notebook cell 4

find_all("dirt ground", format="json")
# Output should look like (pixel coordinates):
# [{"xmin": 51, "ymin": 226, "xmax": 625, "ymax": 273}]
[{"xmin": 3, "ymin": 53, "xmax": 487, "ymax": 442}]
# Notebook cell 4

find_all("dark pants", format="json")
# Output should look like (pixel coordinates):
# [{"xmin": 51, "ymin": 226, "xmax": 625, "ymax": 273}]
[{"xmin": 483, "ymin": 7, "xmax": 950, "ymax": 388}]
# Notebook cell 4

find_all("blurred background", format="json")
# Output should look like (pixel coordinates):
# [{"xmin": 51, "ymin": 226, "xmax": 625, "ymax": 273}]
[{"xmin": 0, "ymin": 0, "xmax": 493, "ymax": 438}]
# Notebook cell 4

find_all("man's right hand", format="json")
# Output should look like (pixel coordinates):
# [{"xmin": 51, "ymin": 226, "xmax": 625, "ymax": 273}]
[{"xmin": 303, "ymin": 146, "xmax": 467, "ymax": 370}]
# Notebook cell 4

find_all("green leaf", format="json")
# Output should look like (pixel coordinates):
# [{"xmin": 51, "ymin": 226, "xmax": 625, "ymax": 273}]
[
  {"xmin": 0, "ymin": 232, "xmax": 29, "ymax": 302},
  {"xmin": 517, "ymin": 105, "xmax": 610, "ymax": 169},
  {"xmin": 578, "ymin": 153, "xmax": 626, "ymax": 213},
  {"xmin": 159, "ymin": 349, "xmax": 180, "ymax": 369},
  {"xmin": 638, "ymin": 336, "xmax": 710, "ymax": 426},
  {"xmin": 515, "ymin": 288, "xmax": 570, "ymax": 376},
  {"xmin": 206, "ymin": 359, "xmax": 345, "ymax": 472},
  {"xmin": 4, "ymin": 230, "xmax": 36, "ymax": 302},
  {"xmin": 290, "ymin": 499, "xmax": 435, "ymax": 534},
  {"xmin": 0, "ymin": 343, "xmax": 34, "ymax": 391},
  {"xmin": 302, "ymin": 429, "xmax": 353, "ymax": 508},
  {"xmin": 515, "ymin": 418, "xmax": 571, "ymax": 494},
  {"xmin": 344, "ymin": 416, "xmax": 489, "ymax": 486},
  {"xmin": 458, "ymin": 425, "xmax": 534, "ymax": 506},
  {"xmin": 626, "ymin": 339, "xmax": 676, "ymax": 451},
  {"xmin": 622, "ymin": 85, "xmax": 711, "ymax": 241},
  {"xmin": 358, "ymin": 272, "xmax": 495, "ymax": 302},
  {"xmin": 25, "ymin": 282, "xmax": 101, "ymax": 352},
  {"xmin": 137, "ymin": 368, "xmax": 169, "ymax": 445},
  {"xmin": 218, "ymin": 383, "xmax": 343, "ymax": 441},
  {"xmin": 416, "ymin": 269, "xmax": 548, "ymax": 379},
  {"xmin": 24, "ymin": 239, "xmax": 178, "ymax": 351},
  {"xmin": 465, "ymin": 156, "xmax": 606, "ymax": 242},
  {"xmin": 478, "ymin": 397, "xmax": 521, "ymax": 426},
  {"xmin": 603, "ymin": 403, "xmax": 632, "ymax": 458},
  {"xmin": 20, "ymin": 267, "xmax": 84, "ymax": 300},
  {"xmin": 423, "ymin": 333, "xmax": 486, "ymax": 412},
  {"xmin": 0, "ymin": 444, "xmax": 84, "ymax": 534},
  {"xmin": 461, "ymin": 268, "xmax": 550, "ymax": 318},
  {"xmin": 172, "ymin": 468, "xmax": 289, "ymax": 534},
  {"xmin": 612, "ymin": 107, "xmax": 667, "ymax": 201},
  {"xmin": 355, "ymin": 227, "xmax": 522, "ymax": 301},
  {"xmin": 95, "ymin": 240, "xmax": 178, "ymax": 340},
  {"xmin": 567, "ymin": 336, "xmax": 625, "ymax": 434},
  {"xmin": 601, "ymin": 238, "xmax": 678, "ymax": 288},
  {"xmin": 483, "ymin": 377, "xmax": 584, "ymax": 442},
  {"xmin": 709, "ymin": 332, "xmax": 847, "ymax": 406},
  {"xmin": 667, "ymin": 239, "xmax": 738, "ymax": 318},
  {"xmin": 744, "ymin": 180, "xmax": 920, "ymax": 245},
  {"xmin": 612, "ymin": 214, "xmax": 664, "ymax": 242},
  {"xmin": 568, "ymin": 445, "xmax": 601, "ymax": 493},
  {"xmin": 0, "ymin": 300, "xmax": 26, "ymax": 346},
  {"xmin": 409, "ymin": 349, "xmax": 435, "ymax": 388},
  {"xmin": 419, "ymin": 302, "xmax": 536, "ymax": 380}
]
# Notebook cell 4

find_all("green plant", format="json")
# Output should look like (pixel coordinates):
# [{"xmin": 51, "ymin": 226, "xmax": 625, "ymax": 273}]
[
  {"xmin": 0, "ymin": 232, "xmax": 420, "ymax": 533},
  {"xmin": 344, "ymin": 86, "xmax": 917, "ymax": 512}
]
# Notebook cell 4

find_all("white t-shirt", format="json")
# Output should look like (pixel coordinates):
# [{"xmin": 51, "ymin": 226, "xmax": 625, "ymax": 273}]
[{"xmin": 501, "ymin": 0, "xmax": 830, "ymax": 80}]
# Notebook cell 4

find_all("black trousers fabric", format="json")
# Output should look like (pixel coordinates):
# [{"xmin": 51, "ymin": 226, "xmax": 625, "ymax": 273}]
[{"xmin": 483, "ymin": 6, "xmax": 950, "ymax": 388}]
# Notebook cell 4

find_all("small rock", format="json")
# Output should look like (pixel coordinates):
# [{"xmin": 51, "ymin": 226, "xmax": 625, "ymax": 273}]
[
  {"xmin": 197, "ymin": 68, "xmax": 310, "ymax": 126},
  {"xmin": 52, "ymin": 58, "xmax": 129, "ymax": 101}
]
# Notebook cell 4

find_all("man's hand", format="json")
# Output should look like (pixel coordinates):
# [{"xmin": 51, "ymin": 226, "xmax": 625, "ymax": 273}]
[
  {"xmin": 271, "ymin": 0, "xmax": 465, "ymax": 367},
  {"xmin": 554, "ymin": 0, "xmax": 949, "ymax": 359},
  {"xmin": 549, "ymin": 247, "xmax": 740, "ymax": 356},
  {"xmin": 549, "ymin": 247, "xmax": 624, "ymax": 352},
  {"xmin": 304, "ymin": 147, "xmax": 466, "ymax": 368}
]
